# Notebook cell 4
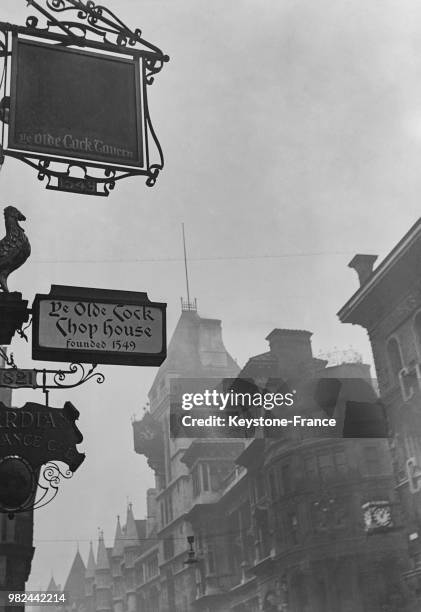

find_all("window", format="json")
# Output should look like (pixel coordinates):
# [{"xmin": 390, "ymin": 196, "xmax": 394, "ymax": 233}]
[
  {"xmin": 387, "ymin": 337, "xmax": 403, "ymax": 379},
  {"xmin": 136, "ymin": 563, "xmax": 144, "ymax": 585},
  {"xmin": 146, "ymin": 554, "xmax": 159, "ymax": 580},
  {"xmin": 210, "ymin": 463, "xmax": 229, "ymax": 490}
]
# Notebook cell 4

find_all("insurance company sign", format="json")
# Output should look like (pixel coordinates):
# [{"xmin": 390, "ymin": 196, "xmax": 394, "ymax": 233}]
[
  {"xmin": 0, "ymin": 400, "xmax": 85, "ymax": 473},
  {"xmin": 32, "ymin": 286, "xmax": 166, "ymax": 366}
]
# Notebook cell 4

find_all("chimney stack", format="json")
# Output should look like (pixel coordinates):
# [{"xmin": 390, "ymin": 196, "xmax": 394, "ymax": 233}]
[
  {"xmin": 348, "ymin": 254, "xmax": 378, "ymax": 286},
  {"xmin": 266, "ymin": 329, "xmax": 313, "ymax": 378}
]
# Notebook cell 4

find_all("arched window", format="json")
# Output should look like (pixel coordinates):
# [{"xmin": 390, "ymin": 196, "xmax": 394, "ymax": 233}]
[{"xmin": 387, "ymin": 337, "xmax": 403, "ymax": 379}]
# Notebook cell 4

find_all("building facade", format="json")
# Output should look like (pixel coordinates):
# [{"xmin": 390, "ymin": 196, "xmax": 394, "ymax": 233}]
[
  {"xmin": 57, "ymin": 298, "xmax": 412, "ymax": 611},
  {"xmin": 132, "ymin": 304, "xmax": 408, "ymax": 611},
  {"xmin": 338, "ymin": 218, "xmax": 421, "ymax": 611},
  {"xmin": 133, "ymin": 302, "xmax": 241, "ymax": 611}
]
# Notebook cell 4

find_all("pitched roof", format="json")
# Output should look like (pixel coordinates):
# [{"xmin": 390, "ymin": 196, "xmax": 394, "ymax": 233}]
[
  {"xmin": 112, "ymin": 516, "xmax": 124, "ymax": 558},
  {"xmin": 96, "ymin": 531, "xmax": 110, "ymax": 571},
  {"xmin": 148, "ymin": 310, "xmax": 239, "ymax": 399},
  {"xmin": 338, "ymin": 217, "xmax": 421, "ymax": 322},
  {"xmin": 123, "ymin": 503, "xmax": 139, "ymax": 549},
  {"xmin": 47, "ymin": 575, "xmax": 58, "ymax": 591},
  {"xmin": 64, "ymin": 549, "xmax": 86, "ymax": 598},
  {"xmin": 85, "ymin": 541, "xmax": 96, "ymax": 578}
]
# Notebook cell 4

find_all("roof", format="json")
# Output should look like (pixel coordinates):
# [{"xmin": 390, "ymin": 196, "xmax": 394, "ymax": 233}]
[
  {"xmin": 266, "ymin": 328, "xmax": 313, "ymax": 340},
  {"xmin": 47, "ymin": 576, "xmax": 58, "ymax": 591},
  {"xmin": 123, "ymin": 503, "xmax": 139, "ymax": 549},
  {"xmin": 86, "ymin": 541, "xmax": 96, "ymax": 578},
  {"xmin": 64, "ymin": 550, "xmax": 85, "ymax": 598},
  {"xmin": 148, "ymin": 309, "xmax": 239, "ymax": 400},
  {"xmin": 338, "ymin": 217, "xmax": 421, "ymax": 322},
  {"xmin": 96, "ymin": 532, "xmax": 110, "ymax": 571},
  {"xmin": 112, "ymin": 516, "xmax": 124, "ymax": 558}
]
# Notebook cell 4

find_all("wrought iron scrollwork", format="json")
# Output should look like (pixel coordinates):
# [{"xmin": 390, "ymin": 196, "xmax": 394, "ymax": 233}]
[
  {"xmin": 0, "ymin": 459, "xmax": 73, "ymax": 516},
  {"xmin": 26, "ymin": 461, "xmax": 73, "ymax": 513},
  {"xmin": 27, "ymin": 0, "xmax": 169, "ymax": 66},
  {"xmin": 2, "ymin": 150, "xmax": 157, "ymax": 195},
  {"xmin": 0, "ymin": 0, "xmax": 169, "ymax": 193},
  {"xmin": 50, "ymin": 362, "xmax": 105, "ymax": 389},
  {"xmin": 0, "ymin": 363, "xmax": 105, "ymax": 405}
]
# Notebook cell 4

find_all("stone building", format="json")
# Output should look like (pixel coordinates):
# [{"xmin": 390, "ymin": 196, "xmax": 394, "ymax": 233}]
[
  {"xmin": 132, "ymin": 300, "xmax": 241, "ymax": 611},
  {"xmin": 59, "ymin": 504, "xmax": 147, "ymax": 612},
  {"xmin": 132, "ymin": 302, "xmax": 407, "ymax": 610},
  {"xmin": 338, "ymin": 218, "xmax": 421, "ymax": 611},
  {"xmin": 57, "ymin": 297, "xmax": 411, "ymax": 610},
  {"xmin": 181, "ymin": 329, "xmax": 407, "ymax": 612}
]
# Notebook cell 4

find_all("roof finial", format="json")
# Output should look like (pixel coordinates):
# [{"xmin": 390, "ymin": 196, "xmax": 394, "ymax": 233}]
[
  {"xmin": 181, "ymin": 223, "xmax": 197, "ymax": 312},
  {"xmin": 182, "ymin": 222, "xmax": 191, "ymax": 303}
]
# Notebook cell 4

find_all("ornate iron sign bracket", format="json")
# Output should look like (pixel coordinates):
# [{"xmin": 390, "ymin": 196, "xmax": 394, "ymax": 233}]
[
  {"xmin": 0, "ymin": 363, "xmax": 105, "ymax": 406},
  {"xmin": 2, "ymin": 459, "xmax": 74, "ymax": 517},
  {"xmin": 0, "ymin": 0, "xmax": 169, "ymax": 194}
]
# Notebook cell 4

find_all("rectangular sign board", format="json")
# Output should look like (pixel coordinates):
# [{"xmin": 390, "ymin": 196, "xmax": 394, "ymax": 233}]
[
  {"xmin": 0, "ymin": 369, "xmax": 37, "ymax": 389},
  {"xmin": 8, "ymin": 38, "xmax": 146, "ymax": 169},
  {"xmin": 32, "ymin": 286, "xmax": 166, "ymax": 367}
]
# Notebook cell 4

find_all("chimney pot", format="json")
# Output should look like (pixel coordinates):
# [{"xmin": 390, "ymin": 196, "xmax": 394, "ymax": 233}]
[{"xmin": 348, "ymin": 254, "xmax": 378, "ymax": 286}]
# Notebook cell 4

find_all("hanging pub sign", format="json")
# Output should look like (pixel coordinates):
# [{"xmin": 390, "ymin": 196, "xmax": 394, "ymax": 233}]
[
  {"xmin": 0, "ymin": 0, "xmax": 169, "ymax": 194},
  {"xmin": 8, "ymin": 39, "xmax": 145, "ymax": 170},
  {"xmin": 32, "ymin": 285, "xmax": 167, "ymax": 367}
]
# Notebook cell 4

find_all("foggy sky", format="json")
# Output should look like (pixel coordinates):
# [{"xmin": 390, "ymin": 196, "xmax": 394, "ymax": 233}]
[{"xmin": 0, "ymin": 0, "xmax": 420, "ymax": 588}]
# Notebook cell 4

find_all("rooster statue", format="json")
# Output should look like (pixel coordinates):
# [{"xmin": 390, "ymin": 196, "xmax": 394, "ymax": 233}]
[{"xmin": 0, "ymin": 206, "xmax": 30, "ymax": 293}]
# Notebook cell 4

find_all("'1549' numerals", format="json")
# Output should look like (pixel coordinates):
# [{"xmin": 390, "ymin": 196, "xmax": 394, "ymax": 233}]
[{"xmin": 112, "ymin": 341, "xmax": 136, "ymax": 352}]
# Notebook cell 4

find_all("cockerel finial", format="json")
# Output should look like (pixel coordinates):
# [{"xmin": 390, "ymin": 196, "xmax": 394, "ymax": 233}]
[{"xmin": 0, "ymin": 206, "xmax": 31, "ymax": 292}]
